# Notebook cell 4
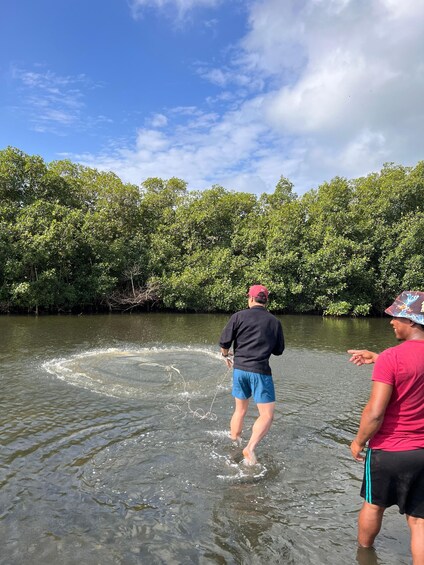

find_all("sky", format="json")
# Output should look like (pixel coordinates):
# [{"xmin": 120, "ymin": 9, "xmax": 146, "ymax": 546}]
[{"xmin": 1, "ymin": 0, "xmax": 424, "ymax": 196}]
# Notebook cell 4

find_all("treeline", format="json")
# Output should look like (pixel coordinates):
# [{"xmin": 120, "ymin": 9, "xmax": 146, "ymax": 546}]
[{"xmin": 0, "ymin": 146, "xmax": 423, "ymax": 315}]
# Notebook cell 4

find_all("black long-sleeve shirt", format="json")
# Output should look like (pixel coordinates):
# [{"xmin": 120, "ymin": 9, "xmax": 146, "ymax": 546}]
[{"xmin": 219, "ymin": 306, "xmax": 284, "ymax": 375}]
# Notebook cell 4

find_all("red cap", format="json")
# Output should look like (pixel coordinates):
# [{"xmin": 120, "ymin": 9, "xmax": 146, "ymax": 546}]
[{"xmin": 248, "ymin": 285, "xmax": 269, "ymax": 300}]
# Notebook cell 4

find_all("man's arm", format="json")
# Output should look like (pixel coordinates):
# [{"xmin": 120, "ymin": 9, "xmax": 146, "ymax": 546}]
[
  {"xmin": 219, "ymin": 315, "xmax": 236, "ymax": 367},
  {"xmin": 348, "ymin": 349, "xmax": 379, "ymax": 366},
  {"xmin": 219, "ymin": 314, "xmax": 236, "ymax": 349},
  {"xmin": 220, "ymin": 347, "xmax": 233, "ymax": 367},
  {"xmin": 350, "ymin": 381, "xmax": 393, "ymax": 461},
  {"xmin": 272, "ymin": 323, "xmax": 285, "ymax": 356}
]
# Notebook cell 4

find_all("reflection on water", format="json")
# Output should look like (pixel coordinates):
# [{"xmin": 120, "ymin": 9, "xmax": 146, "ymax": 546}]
[
  {"xmin": 356, "ymin": 547, "xmax": 380, "ymax": 565},
  {"xmin": 0, "ymin": 314, "xmax": 409, "ymax": 564}
]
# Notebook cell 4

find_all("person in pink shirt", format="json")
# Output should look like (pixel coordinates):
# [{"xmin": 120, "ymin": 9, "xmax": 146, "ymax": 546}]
[{"xmin": 348, "ymin": 290, "xmax": 424, "ymax": 564}]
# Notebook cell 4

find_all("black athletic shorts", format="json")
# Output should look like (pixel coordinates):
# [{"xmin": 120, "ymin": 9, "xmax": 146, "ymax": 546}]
[{"xmin": 361, "ymin": 448, "xmax": 424, "ymax": 517}]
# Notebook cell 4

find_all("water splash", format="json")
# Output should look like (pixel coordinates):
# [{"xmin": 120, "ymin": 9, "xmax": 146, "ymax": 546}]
[{"xmin": 42, "ymin": 345, "xmax": 231, "ymax": 429}]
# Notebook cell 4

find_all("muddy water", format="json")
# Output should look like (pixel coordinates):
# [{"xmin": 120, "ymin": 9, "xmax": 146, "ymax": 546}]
[{"xmin": 0, "ymin": 313, "xmax": 410, "ymax": 564}]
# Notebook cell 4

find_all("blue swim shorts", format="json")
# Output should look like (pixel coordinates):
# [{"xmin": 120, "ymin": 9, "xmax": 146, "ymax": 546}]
[{"xmin": 232, "ymin": 368, "xmax": 275, "ymax": 404}]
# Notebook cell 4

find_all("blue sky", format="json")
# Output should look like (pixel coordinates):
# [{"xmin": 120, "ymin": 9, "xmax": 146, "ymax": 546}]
[{"xmin": 1, "ymin": 0, "xmax": 424, "ymax": 195}]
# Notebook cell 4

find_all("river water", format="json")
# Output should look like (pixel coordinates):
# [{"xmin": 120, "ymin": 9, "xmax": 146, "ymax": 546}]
[{"xmin": 0, "ymin": 313, "xmax": 412, "ymax": 564}]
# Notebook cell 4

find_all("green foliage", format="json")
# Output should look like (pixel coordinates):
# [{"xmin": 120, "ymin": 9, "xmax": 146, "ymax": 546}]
[
  {"xmin": 0, "ymin": 146, "xmax": 423, "ymax": 314},
  {"xmin": 353, "ymin": 304, "xmax": 372, "ymax": 317},
  {"xmin": 324, "ymin": 301, "xmax": 352, "ymax": 316}
]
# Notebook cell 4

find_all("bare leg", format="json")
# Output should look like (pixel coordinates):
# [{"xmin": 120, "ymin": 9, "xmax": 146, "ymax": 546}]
[
  {"xmin": 243, "ymin": 402, "xmax": 275, "ymax": 465},
  {"xmin": 406, "ymin": 515, "xmax": 424, "ymax": 565},
  {"xmin": 357, "ymin": 502, "xmax": 385, "ymax": 547},
  {"xmin": 230, "ymin": 398, "xmax": 249, "ymax": 443}
]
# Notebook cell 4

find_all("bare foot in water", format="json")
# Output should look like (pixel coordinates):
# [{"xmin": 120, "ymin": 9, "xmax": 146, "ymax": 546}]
[
  {"xmin": 230, "ymin": 435, "xmax": 242, "ymax": 447},
  {"xmin": 242, "ymin": 447, "xmax": 257, "ymax": 466}
]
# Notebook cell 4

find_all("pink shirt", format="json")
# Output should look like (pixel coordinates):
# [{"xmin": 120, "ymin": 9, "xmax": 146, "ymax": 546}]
[{"xmin": 370, "ymin": 340, "xmax": 424, "ymax": 450}]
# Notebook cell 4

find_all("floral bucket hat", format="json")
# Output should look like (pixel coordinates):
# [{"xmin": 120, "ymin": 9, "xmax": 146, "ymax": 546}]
[{"xmin": 385, "ymin": 290, "xmax": 424, "ymax": 325}]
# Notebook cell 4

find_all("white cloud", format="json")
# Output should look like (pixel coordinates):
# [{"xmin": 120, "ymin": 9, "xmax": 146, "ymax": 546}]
[
  {"xmin": 261, "ymin": 1, "xmax": 424, "ymax": 137},
  {"xmin": 75, "ymin": 0, "xmax": 424, "ymax": 195},
  {"xmin": 11, "ymin": 67, "xmax": 104, "ymax": 134},
  {"xmin": 148, "ymin": 113, "xmax": 168, "ymax": 127},
  {"xmin": 77, "ymin": 97, "xmax": 279, "ymax": 192},
  {"xmin": 240, "ymin": 0, "xmax": 424, "ymax": 187},
  {"xmin": 130, "ymin": 0, "xmax": 221, "ymax": 19}
]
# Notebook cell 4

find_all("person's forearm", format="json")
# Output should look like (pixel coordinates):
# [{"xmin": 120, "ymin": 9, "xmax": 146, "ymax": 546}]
[
  {"xmin": 220, "ymin": 347, "xmax": 233, "ymax": 367},
  {"xmin": 351, "ymin": 381, "xmax": 392, "ymax": 461},
  {"xmin": 354, "ymin": 403, "xmax": 385, "ymax": 447},
  {"xmin": 348, "ymin": 350, "xmax": 379, "ymax": 366}
]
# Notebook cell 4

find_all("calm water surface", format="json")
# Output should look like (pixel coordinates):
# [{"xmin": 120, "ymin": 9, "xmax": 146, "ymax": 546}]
[{"xmin": 0, "ymin": 314, "xmax": 412, "ymax": 564}]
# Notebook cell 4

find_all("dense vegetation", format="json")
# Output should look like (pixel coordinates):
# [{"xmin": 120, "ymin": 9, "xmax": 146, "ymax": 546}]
[{"xmin": 1, "ymin": 146, "xmax": 423, "ymax": 315}]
